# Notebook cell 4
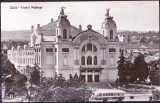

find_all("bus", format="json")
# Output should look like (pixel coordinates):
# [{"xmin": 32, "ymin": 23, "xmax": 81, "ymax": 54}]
[{"xmin": 89, "ymin": 89, "xmax": 125, "ymax": 102}]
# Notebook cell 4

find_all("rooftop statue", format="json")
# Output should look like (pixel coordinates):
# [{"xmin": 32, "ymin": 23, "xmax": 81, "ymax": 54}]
[{"xmin": 106, "ymin": 8, "xmax": 111, "ymax": 17}]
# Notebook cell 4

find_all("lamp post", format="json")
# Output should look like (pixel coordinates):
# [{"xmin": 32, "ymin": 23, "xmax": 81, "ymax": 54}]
[{"xmin": 135, "ymin": 78, "xmax": 139, "ymax": 94}]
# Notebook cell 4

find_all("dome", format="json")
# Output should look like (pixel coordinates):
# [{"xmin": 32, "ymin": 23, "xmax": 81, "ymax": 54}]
[
  {"xmin": 102, "ymin": 8, "xmax": 117, "ymax": 28},
  {"xmin": 56, "ymin": 7, "xmax": 70, "ymax": 27},
  {"xmin": 102, "ymin": 19, "xmax": 117, "ymax": 28},
  {"xmin": 56, "ymin": 17, "xmax": 70, "ymax": 27}
]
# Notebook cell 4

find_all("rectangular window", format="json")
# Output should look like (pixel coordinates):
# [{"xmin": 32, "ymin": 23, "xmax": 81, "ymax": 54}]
[
  {"xmin": 62, "ymin": 48, "xmax": 69, "ymax": 52},
  {"xmin": 46, "ymin": 48, "xmax": 53, "ymax": 52},
  {"xmin": 109, "ymin": 48, "xmax": 116, "ymax": 52},
  {"xmin": 55, "ymin": 48, "xmax": 57, "ymax": 52}
]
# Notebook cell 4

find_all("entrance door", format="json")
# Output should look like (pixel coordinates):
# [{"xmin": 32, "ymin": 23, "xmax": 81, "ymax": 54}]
[
  {"xmin": 94, "ymin": 75, "xmax": 99, "ymax": 82},
  {"xmin": 88, "ymin": 75, "xmax": 92, "ymax": 82}
]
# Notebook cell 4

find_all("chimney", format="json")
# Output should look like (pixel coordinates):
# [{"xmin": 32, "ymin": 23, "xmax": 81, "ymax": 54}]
[
  {"xmin": 79, "ymin": 25, "xmax": 82, "ymax": 30},
  {"xmin": 51, "ymin": 18, "xmax": 54, "ymax": 22}
]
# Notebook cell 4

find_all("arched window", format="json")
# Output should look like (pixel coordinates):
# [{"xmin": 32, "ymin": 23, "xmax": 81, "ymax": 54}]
[
  {"xmin": 94, "ymin": 45, "xmax": 97, "ymax": 52},
  {"xmin": 87, "ymin": 56, "xmax": 92, "ymax": 65},
  {"xmin": 63, "ymin": 29, "xmax": 67, "ymax": 39},
  {"xmin": 82, "ymin": 45, "xmax": 85, "ymax": 52},
  {"xmin": 87, "ymin": 43, "xmax": 92, "ymax": 51},
  {"xmin": 94, "ymin": 56, "xmax": 97, "ymax": 65},
  {"xmin": 81, "ymin": 56, "xmax": 85, "ymax": 65},
  {"xmin": 110, "ymin": 30, "xmax": 113, "ymax": 39},
  {"xmin": 63, "ymin": 56, "xmax": 68, "ymax": 66}
]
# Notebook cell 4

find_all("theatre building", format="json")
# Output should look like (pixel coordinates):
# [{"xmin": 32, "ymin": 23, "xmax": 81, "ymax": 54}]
[{"xmin": 7, "ymin": 8, "xmax": 126, "ymax": 82}]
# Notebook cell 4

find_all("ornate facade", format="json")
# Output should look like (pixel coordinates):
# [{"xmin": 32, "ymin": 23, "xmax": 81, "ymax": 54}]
[{"xmin": 7, "ymin": 8, "xmax": 126, "ymax": 82}]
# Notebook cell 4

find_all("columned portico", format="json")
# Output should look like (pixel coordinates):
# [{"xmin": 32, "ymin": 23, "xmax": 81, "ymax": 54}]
[{"xmin": 80, "ymin": 66, "xmax": 103, "ymax": 82}]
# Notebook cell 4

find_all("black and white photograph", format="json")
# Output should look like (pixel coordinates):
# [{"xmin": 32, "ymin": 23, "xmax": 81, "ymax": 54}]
[{"xmin": 1, "ymin": 1, "xmax": 160, "ymax": 102}]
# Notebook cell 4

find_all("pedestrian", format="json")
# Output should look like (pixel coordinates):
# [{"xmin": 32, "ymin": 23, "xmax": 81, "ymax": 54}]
[{"xmin": 9, "ymin": 88, "xmax": 14, "ymax": 99}]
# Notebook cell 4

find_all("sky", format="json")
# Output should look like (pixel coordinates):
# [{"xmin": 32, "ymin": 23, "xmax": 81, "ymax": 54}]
[{"xmin": 1, "ymin": 1, "xmax": 159, "ymax": 31}]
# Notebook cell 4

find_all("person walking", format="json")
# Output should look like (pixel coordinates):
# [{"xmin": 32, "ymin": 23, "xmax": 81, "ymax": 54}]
[{"xmin": 9, "ymin": 88, "xmax": 14, "ymax": 99}]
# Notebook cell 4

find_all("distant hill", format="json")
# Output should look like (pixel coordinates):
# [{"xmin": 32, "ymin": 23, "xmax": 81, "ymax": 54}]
[
  {"xmin": 1, "ymin": 30, "xmax": 31, "ymax": 41},
  {"xmin": 1, "ymin": 30, "xmax": 159, "ymax": 41}
]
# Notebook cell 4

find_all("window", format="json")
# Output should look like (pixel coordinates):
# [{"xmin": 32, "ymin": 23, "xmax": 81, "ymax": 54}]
[
  {"xmin": 87, "ymin": 70, "xmax": 92, "ymax": 72},
  {"xmin": 63, "ymin": 56, "xmax": 68, "ymax": 66},
  {"xmin": 94, "ymin": 70, "xmax": 99, "ymax": 72},
  {"xmin": 4, "ymin": 50, "xmax": 7, "ymax": 54},
  {"xmin": 63, "ymin": 29, "xmax": 67, "ymax": 39},
  {"xmin": 81, "ymin": 56, "xmax": 85, "ymax": 65},
  {"xmin": 87, "ymin": 56, "xmax": 92, "ymax": 65},
  {"xmin": 82, "ymin": 45, "xmax": 85, "ymax": 52},
  {"xmin": 110, "ymin": 30, "xmax": 113, "ymax": 39},
  {"xmin": 46, "ymin": 48, "xmax": 53, "ymax": 52},
  {"xmin": 55, "ymin": 48, "xmax": 57, "ymax": 52},
  {"xmin": 62, "ymin": 48, "xmax": 69, "ymax": 52},
  {"xmin": 87, "ymin": 43, "xmax": 92, "ymax": 51},
  {"xmin": 94, "ymin": 45, "xmax": 97, "ymax": 52},
  {"xmin": 103, "ymin": 30, "xmax": 104, "ymax": 36},
  {"xmin": 55, "ymin": 56, "xmax": 56, "ymax": 65},
  {"xmin": 94, "ymin": 56, "xmax": 97, "ymax": 65},
  {"xmin": 109, "ymin": 48, "xmax": 116, "ymax": 52},
  {"xmin": 80, "ymin": 70, "xmax": 85, "ymax": 72},
  {"xmin": 57, "ymin": 29, "xmax": 58, "ymax": 36}
]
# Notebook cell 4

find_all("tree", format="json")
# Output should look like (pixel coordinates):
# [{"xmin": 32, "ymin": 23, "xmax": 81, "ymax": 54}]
[
  {"xmin": 132, "ymin": 53, "xmax": 149, "ymax": 82},
  {"xmin": 55, "ymin": 74, "xmax": 66, "ymax": 87},
  {"xmin": 117, "ymin": 50, "xmax": 128, "ymax": 83},
  {"xmin": 148, "ymin": 59, "xmax": 160, "ymax": 85},
  {"xmin": 140, "ymin": 37, "xmax": 148, "ymax": 44},
  {"xmin": 125, "ymin": 60, "xmax": 134, "ymax": 82},
  {"xmin": 29, "ymin": 64, "xmax": 40, "ymax": 85},
  {"xmin": 69, "ymin": 74, "xmax": 73, "ymax": 80},
  {"xmin": 1, "ymin": 54, "xmax": 17, "ymax": 93}
]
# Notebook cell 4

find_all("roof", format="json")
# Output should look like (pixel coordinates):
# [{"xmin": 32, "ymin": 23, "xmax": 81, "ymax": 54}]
[
  {"xmin": 126, "ymin": 44, "xmax": 141, "ymax": 49},
  {"xmin": 38, "ymin": 20, "xmax": 81, "ymax": 36},
  {"xmin": 126, "ymin": 43, "xmax": 159, "ymax": 49},
  {"xmin": 72, "ymin": 29, "xmax": 103, "ymax": 41}
]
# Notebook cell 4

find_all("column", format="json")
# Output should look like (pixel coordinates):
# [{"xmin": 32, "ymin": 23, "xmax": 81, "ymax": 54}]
[
  {"xmin": 92, "ymin": 70, "xmax": 95, "ymax": 82},
  {"xmin": 77, "ymin": 49, "xmax": 79, "ymax": 60},
  {"xmin": 74, "ymin": 49, "xmax": 76, "ymax": 60},
  {"xmin": 103, "ymin": 49, "xmax": 105, "ymax": 60},
  {"xmin": 85, "ymin": 56, "xmax": 87, "ymax": 65},
  {"xmin": 101, "ymin": 49, "xmax": 103, "ymax": 60},
  {"xmin": 85, "ymin": 70, "xmax": 88, "ymax": 83},
  {"xmin": 92, "ymin": 55, "xmax": 94, "ymax": 65}
]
